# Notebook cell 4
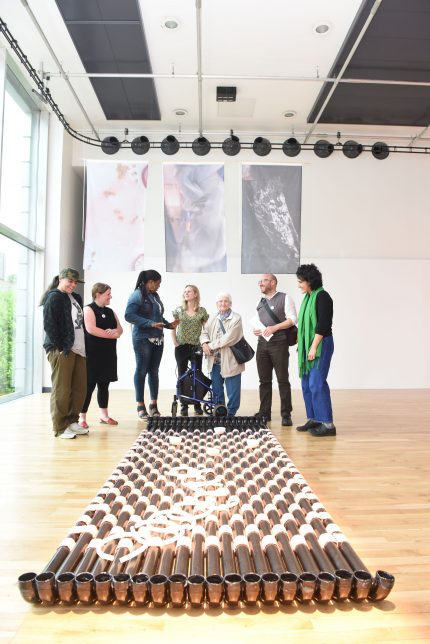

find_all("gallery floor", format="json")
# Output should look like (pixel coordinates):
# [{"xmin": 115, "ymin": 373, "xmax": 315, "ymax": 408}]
[{"xmin": 1, "ymin": 389, "xmax": 429, "ymax": 643}]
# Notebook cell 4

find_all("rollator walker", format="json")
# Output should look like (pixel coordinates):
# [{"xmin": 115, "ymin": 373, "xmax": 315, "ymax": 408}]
[{"xmin": 171, "ymin": 349, "xmax": 227, "ymax": 417}]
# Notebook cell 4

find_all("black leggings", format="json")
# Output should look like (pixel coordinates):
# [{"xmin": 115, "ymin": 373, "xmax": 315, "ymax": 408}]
[{"xmin": 81, "ymin": 381, "xmax": 110, "ymax": 413}]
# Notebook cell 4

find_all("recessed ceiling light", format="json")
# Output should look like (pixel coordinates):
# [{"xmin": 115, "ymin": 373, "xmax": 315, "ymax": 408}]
[
  {"xmin": 173, "ymin": 108, "xmax": 188, "ymax": 117},
  {"xmin": 163, "ymin": 17, "xmax": 180, "ymax": 30},
  {"xmin": 283, "ymin": 110, "xmax": 297, "ymax": 118},
  {"xmin": 314, "ymin": 23, "xmax": 331, "ymax": 35}
]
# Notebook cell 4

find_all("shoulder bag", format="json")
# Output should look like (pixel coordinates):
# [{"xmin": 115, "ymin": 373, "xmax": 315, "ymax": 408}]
[
  {"xmin": 218, "ymin": 320, "xmax": 255, "ymax": 364},
  {"xmin": 260, "ymin": 298, "xmax": 298, "ymax": 346}
]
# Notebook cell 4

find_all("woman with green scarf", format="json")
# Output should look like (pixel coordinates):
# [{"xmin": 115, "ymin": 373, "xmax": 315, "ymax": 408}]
[{"xmin": 296, "ymin": 264, "xmax": 336, "ymax": 437}]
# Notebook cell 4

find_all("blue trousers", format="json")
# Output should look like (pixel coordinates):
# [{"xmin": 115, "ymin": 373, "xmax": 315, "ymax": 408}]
[
  {"xmin": 301, "ymin": 336, "xmax": 334, "ymax": 423},
  {"xmin": 132, "ymin": 337, "xmax": 164, "ymax": 402},
  {"xmin": 210, "ymin": 363, "xmax": 241, "ymax": 416}
]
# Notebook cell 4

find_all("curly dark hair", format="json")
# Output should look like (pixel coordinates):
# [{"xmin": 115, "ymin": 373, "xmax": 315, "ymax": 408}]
[
  {"xmin": 296, "ymin": 263, "xmax": 323, "ymax": 290},
  {"xmin": 135, "ymin": 270, "xmax": 162, "ymax": 296}
]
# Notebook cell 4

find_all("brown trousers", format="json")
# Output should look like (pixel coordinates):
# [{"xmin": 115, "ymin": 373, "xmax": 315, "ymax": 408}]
[{"xmin": 47, "ymin": 350, "xmax": 87, "ymax": 435}]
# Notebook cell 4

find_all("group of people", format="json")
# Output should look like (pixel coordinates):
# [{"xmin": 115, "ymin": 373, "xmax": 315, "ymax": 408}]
[{"xmin": 41, "ymin": 264, "xmax": 336, "ymax": 440}]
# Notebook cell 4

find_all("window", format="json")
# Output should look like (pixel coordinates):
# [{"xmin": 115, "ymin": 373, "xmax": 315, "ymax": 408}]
[{"xmin": 0, "ymin": 68, "xmax": 44, "ymax": 400}]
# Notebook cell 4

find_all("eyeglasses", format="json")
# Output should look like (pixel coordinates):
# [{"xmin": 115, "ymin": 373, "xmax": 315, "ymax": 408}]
[{"xmin": 258, "ymin": 279, "xmax": 271, "ymax": 284}]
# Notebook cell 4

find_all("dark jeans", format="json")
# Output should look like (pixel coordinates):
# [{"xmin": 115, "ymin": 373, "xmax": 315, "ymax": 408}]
[
  {"xmin": 301, "ymin": 336, "xmax": 334, "ymax": 423},
  {"xmin": 132, "ymin": 337, "xmax": 164, "ymax": 402},
  {"xmin": 81, "ymin": 381, "xmax": 110, "ymax": 413},
  {"xmin": 256, "ymin": 335, "xmax": 291, "ymax": 417},
  {"xmin": 210, "ymin": 363, "xmax": 241, "ymax": 416}
]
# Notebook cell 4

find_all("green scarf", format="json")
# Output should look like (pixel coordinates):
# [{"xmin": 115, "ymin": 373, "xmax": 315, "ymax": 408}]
[{"xmin": 297, "ymin": 287, "xmax": 324, "ymax": 377}]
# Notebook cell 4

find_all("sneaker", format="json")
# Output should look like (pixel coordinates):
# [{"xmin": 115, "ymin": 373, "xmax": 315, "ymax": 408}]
[
  {"xmin": 296, "ymin": 419, "xmax": 320, "ymax": 432},
  {"xmin": 137, "ymin": 405, "xmax": 148, "ymax": 419},
  {"xmin": 59, "ymin": 428, "xmax": 77, "ymax": 439},
  {"xmin": 281, "ymin": 416, "xmax": 293, "ymax": 426},
  {"xmin": 68, "ymin": 422, "xmax": 89, "ymax": 435},
  {"xmin": 148, "ymin": 403, "xmax": 161, "ymax": 417},
  {"xmin": 310, "ymin": 423, "xmax": 337, "ymax": 437},
  {"xmin": 254, "ymin": 411, "xmax": 271, "ymax": 421}
]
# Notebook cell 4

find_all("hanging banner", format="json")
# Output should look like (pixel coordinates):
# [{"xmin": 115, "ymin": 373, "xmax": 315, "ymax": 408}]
[
  {"xmin": 164, "ymin": 163, "xmax": 226, "ymax": 272},
  {"xmin": 84, "ymin": 161, "xmax": 148, "ymax": 271},
  {"xmin": 241, "ymin": 164, "xmax": 301, "ymax": 274}
]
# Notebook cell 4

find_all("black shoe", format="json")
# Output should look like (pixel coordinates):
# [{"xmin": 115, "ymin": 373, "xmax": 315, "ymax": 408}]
[
  {"xmin": 281, "ymin": 416, "xmax": 293, "ymax": 426},
  {"xmin": 296, "ymin": 419, "xmax": 320, "ymax": 432},
  {"xmin": 180, "ymin": 405, "xmax": 189, "ymax": 417},
  {"xmin": 194, "ymin": 405, "xmax": 203, "ymax": 416},
  {"xmin": 148, "ymin": 403, "xmax": 161, "ymax": 417},
  {"xmin": 254, "ymin": 412, "xmax": 271, "ymax": 421},
  {"xmin": 137, "ymin": 404, "xmax": 148, "ymax": 419},
  {"xmin": 310, "ymin": 423, "xmax": 336, "ymax": 437}
]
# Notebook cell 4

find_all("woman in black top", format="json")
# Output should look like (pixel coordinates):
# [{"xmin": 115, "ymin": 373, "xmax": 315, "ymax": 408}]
[{"xmin": 79, "ymin": 283, "xmax": 123, "ymax": 428}]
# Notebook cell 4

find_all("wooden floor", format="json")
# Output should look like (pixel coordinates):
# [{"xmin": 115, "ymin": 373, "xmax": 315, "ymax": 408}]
[{"xmin": 1, "ymin": 389, "xmax": 429, "ymax": 644}]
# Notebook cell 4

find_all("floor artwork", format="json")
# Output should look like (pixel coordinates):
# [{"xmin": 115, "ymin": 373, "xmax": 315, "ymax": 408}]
[{"xmin": 18, "ymin": 417, "xmax": 395, "ymax": 609}]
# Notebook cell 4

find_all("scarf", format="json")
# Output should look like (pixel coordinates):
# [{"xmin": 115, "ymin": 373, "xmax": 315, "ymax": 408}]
[{"xmin": 297, "ymin": 287, "xmax": 324, "ymax": 377}]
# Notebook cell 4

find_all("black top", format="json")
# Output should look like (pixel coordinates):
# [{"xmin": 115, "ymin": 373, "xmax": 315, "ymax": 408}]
[
  {"xmin": 43, "ymin": 289, "xmax": 84, "ymax": 355},
  {"xmin": 315, "ymin": 290, "xmax": 333, "ymax": 337},
  {"xmin": 85, "ymin": 302, "xmax": 118, "ymax": 383}
]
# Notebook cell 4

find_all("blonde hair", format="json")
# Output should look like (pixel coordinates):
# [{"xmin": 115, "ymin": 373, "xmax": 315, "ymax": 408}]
[
  {"xmin": 92, "ymin": 282, "xmax": 111, "ymax": 300},
  {"xmin": 182, "ymin": 284, "xmax": 200, "ymax": 311}
]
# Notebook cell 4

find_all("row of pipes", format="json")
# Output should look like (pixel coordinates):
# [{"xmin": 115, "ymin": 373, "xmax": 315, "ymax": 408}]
[{"xmin": 18, "ymin": 416, "xmax": 394, "ymax": 608}]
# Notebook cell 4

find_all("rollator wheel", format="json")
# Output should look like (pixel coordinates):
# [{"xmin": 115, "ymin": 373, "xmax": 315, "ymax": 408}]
[
  {"xmin": 214, "ymin": 404, "xmax": 228, "ymax": 417},
  {"xmin": 203, "ymin": 403, "xmax": 213, "ymax": 416},
  {"xmin": 171, "ymin": 401, "xmax": 178, "ymax": 417}
]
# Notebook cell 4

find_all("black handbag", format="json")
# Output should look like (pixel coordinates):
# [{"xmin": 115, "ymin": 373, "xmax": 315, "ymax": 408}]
[
  {"xmin": 260, "ymin": 298, "xmax": 298, "ymax": 347},
  {"xmin": 218, "ymin": 320, "xmax": 255, "ymax": 364}
]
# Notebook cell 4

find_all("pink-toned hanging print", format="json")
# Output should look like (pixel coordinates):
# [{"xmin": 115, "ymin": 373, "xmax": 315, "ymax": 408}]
[{"xmin": 84, "ymin": 161, "xmax": 148, "ymax": 271}]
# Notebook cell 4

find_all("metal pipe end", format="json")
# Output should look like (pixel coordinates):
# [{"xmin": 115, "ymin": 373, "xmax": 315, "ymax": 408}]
[
  {"xmin": 18, "ymin": 572, "xmax": 39, "ymax": 604},
  {"xmin": 75, "ymin": 572, "xmax": 95, "ymax": 604},
  {"xmin": 206, "ymin": 574, "xmax": 224, "ymax": 607},
  {"xmin": 149, "ymin": 574, "xmax": 169, "ymax": 607},
  {"xmin": 350, "ymin": 570, "xmax": 373, "ymax": 601},
  {"xmin": 57, "ymin": 572, "xmax": 76, "ymax": 605},
  {"xmin": 334, "ymin": 569, "xmax": 353, "ymax": 601},
  {"xmin": 35, "ymin": 571, "xmax": 57, "ymax": 605},
  {"xmin": 316, "ymin": 572, "xmax": 336, "ymax": 602},
  {"xmin": 261, "ymin": 572, "xmax": 280, "ymax": 604},
  {"xmin": 224, "ymin": 573, "xmax": 242, "ymax": 607},
  {"xmin": 112, "ymin": 573, "xmax": 131, "ymax": 605},
  {"xmin": 296, "ymin": 572, "xmax": 317, "ymax": 603},
  {"xmin": 131, "ymin": 573, "xmax": 150, "ymax": 606},
  {"xmin": 94, "ymin": 572, "xmax": 112, "ymax": 604},
  {"xmin": 187, "ymin": 574, "xmax": 206, "ymax": 608},
  {"xmin": 242, "ymin": 573, "xmax": 261, "ymax": 605},
  {"xmin": 168, "ymin": 573, "xmax": 187, "ymax": 608},
  {"xmin": 279, "ymin": 572, "xmax": 298, "ymax": 604},
  {"xmin": 368, "ymin": 570, "xmax": 395, "ymax": 601}
]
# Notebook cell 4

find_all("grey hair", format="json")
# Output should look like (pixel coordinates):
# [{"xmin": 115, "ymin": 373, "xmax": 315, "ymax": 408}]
[{"xmin": 216, "ymin": 291, "xmax": 232, "ymax": 304}]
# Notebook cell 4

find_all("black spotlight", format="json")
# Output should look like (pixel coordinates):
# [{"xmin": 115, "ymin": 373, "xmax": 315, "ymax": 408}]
[
  {"xmin": 253, "ymin": 136, "xmax": 271, "ymax": 156},
  {"xmin": 282, "ymin": 137, "xmax": 301, "ymax": 157},
  {"xmin": 131, "ymin": 135, "xmax": 150, "ymax": 155},
  {"xmin": 192, "ymin": 136, "xmax": 211, "ymax": 156},
  {"xmin": 371, "ymin": 141, "xmax": 389, "ymax": 160},
  {"xmin": 222, "ymin": 134, "xmax": 241, "ymax": 156},
  {"xmin": 101, "ymin": 136, "xmax": 120, "ymax": 155},
  {"xmin": 342, "ymin": 140, "xmax": 363, "ymax": 159},
  {"xmin": 161, "ymin": 135, "xmax": 180, "ymax": 155},
  {"xmin": 314, "ymin": 139, "xmax": 334, "ymax": 158}
]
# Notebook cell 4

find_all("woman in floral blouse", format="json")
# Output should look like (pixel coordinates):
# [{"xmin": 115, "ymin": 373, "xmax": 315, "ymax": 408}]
[{"xmin": 172, "ymin": 285, "xmax": 209, "ymax": 416}]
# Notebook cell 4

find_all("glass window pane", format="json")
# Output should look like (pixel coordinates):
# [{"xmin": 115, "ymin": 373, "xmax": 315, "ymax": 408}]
[{"xmin": 0, "ymin": 235, "xmax": 34, "ymax": 398}]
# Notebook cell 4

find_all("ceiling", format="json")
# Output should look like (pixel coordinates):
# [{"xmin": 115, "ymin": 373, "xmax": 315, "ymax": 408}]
[{"xmin": 1, "ymin": 0, "xmax": 430, "ymax": 147}]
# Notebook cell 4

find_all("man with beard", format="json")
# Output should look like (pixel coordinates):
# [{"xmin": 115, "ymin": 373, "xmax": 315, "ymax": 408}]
[{"xmin": 253, "ymin": 273, "xmax": 297, "ymax": 426}]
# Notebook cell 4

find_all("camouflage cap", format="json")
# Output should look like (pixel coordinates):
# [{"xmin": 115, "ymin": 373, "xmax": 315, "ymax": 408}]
[{"xmin": 59, "ymin": 268, "xmax": 84, "ymax": 283}]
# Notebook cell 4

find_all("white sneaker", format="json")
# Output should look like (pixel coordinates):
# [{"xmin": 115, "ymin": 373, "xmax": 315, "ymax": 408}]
[
  {"xmin": 68, "ymin": 422, "xmax": 89, "ymax": 435},
  {"xmin": 59, "ymin": 428, "xmax": 77, "ymax": 439}
]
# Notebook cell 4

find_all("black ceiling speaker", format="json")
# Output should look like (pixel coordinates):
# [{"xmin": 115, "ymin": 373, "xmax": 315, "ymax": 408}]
[
  {"xmin": 222, "ymin": 134, "xmax": 241, "ymax": 156},
  {"xmin": 314, "ymin": 139, "xmax": 334, "ymax": 158},
  {"xmin": 371, "ymin": 141, "xmax": 389, "ymax": 160},
  {"xmin": 101, "ymin": 136, "xmax": 120, "ymax": 155},
  {"xmin": 161, "ymin": 135, "xmax": 180, "ymax": 155},
  {"xmin": 131, "ymin": 135, "xmax": 150, "ymax": 155},
  {"xmin": 342, "ymin": 140, "xmax": 363, "ymax": 159},
  {"xmin": 282, "ymin": 137, "xmax": 301, "ymax": 157},
  {"xmin": 192, "ymin": 136, "xmax": 211, "ymax": 156},
  {"xmin": 253, "ymin": 136, "xmax": 271, "ymax": 156}
]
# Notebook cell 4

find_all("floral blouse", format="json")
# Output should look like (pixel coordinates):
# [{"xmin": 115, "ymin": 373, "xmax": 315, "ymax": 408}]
[{"xmin": 172, "ymin": 306, "xmax": 209, "ymax": 346}]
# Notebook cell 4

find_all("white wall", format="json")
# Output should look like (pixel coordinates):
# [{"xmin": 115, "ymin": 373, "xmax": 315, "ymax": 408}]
[{"xmin": 67, "ymin": 142, "xmax": 430, "ymax": 392}]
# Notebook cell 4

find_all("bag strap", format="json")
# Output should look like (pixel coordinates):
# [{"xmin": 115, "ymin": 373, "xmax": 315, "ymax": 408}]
[
  {"xmin": 218, "ymin": 319, "xmax": 226, "ymax": 334},
  {"xmin": 261, "ymin": 298, "xmax": 282, "ymax": 325}
]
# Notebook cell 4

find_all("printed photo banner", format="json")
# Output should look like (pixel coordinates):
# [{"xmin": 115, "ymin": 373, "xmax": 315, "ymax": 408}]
[
  {"xmin": 164, "ymin": 163, "xmax": 226, "ymax": 273},
  {"xmin": 84, "ymin": 161, "xmax": 148, "ymax": 271},
  {"xmin": 241, "ymin": 164, "xmax": 302, "ymax": 274}
]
